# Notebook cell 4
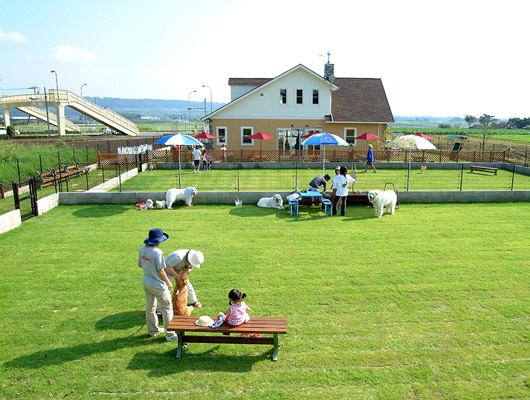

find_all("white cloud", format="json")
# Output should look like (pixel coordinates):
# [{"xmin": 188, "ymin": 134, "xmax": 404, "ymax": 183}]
[
  {"xmin": 49, "ymin": 45, "xmax": 98, "ymax": 63},
  {"xmin": 0, "ymin": 28, "xmax": 27, "ymax": 42}
]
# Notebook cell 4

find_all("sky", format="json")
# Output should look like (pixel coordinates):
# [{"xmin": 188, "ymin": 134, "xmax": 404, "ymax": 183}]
[{"xmin": 1, "ymin": 0, "xmax": 528, "ymax": 119}]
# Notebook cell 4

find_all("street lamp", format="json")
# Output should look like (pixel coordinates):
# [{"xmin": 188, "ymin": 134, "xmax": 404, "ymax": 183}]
[
  {"xmin": 44, "ymin": 87, "xmax": 51, "ymax": 137},
  {"xmin": 188, "ymin": 90, "xmax": 196, "ymax": 134},
  {"xmin": 80, "ymin": 84, "xmax": 87, "ymax": 133},
  {"xmin": 202, "ymin": 84, "xmax": 212, "ymax": 114},
  {"xmin": 50, "ymin": 70, "xmax": 59, "ymax": 103}
]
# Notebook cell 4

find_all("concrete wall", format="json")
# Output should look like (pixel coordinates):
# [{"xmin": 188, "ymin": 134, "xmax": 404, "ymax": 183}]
[
  {"xmin": 87, "ymin": 167, "xmax": 138, "ymax": 192},
  {"xmin": 37, "ymin": 192, "xmax": 59, "ymax": 215},
  {"xmin": 0, "ymin": 209, "xmax": 21, "ymax": 234},
  {"xmin": 58, "ymin": 190, "xmax": 530, "ymax": 206}
]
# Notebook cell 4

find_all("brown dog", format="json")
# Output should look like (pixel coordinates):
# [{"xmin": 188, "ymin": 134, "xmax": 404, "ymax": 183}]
[{"xmin": 172, "ymin": 267, "xmax": 194, "ymax": 316}]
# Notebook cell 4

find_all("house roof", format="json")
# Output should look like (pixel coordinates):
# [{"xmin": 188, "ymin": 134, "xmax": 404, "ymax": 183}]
[
  {"xmin": 228, "ymin": 78, "xmax": 271, "ymax": 86},
  {"xmin": 202, "ymin": 65, "xmax": 393, "ymax": 123},
  {"xmin": 330, "ymin": 78, "xmax": 394, "ymax": 123}
]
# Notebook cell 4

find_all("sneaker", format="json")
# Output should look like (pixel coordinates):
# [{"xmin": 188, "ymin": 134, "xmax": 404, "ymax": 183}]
[
  {"xmin": 192, "ymin": 302, "xmax": 202, "ymax": 308},
  {"xmin": 166, "ymin": 334, "xmax": 179, "ymax": 342},
  {"xmin": 149, "ymin": 328, "xmax": 164, "ymax": 337}
]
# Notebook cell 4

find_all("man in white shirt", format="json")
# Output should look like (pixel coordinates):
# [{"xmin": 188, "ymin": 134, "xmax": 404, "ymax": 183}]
[{"xmin": 192, "ymin": 146, "xmax": 202, "ymax": 173}]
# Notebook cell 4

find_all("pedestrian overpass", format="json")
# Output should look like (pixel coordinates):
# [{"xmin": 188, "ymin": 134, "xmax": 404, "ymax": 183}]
[{"xmin": 0, "ymin": 90, "xmax": 139, "ymax": 136}]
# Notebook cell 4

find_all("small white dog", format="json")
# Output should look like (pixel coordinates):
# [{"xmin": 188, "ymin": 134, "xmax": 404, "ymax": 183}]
[
  {"xmin": 155, "ymin": 200, "xmax": 167, "ymax": 209},
  {"xmin": 145, "ymin": 199, "xmax": 154, "ymax": 209},
  {"xmin": 257, "ymin": 194, "xmax": 284, "ymax": 209},
  {"xmin": 166, "ymin": 187, "xmax": 198, "ymax": 208},
  {"xmin": 367, "ymin": 190, "xmax": 397, "ymax": 218}
]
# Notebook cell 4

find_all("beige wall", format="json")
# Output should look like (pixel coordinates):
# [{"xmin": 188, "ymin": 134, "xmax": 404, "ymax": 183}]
[{"xmin": 211, "ymin": 118, "xmax": 387, "ymax": 151}]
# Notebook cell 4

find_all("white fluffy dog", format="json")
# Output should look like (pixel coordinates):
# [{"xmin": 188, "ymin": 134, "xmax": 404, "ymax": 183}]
[
  {"xmin": 155, "ymin": 200, "xmax": 167, "ymax": 209},
  {"xmin": 166, "ymin": 187, "xmax": 198, "ymax": 208},
  {"xmin": 145, "ymin": 199, "xmax": 154, "ymax": 209},
  {"xmin": 257, "ymin": 194, "xmax": 284, "ymax": 209},
  {"xmin": 368, "ymin": 190, "xmax": 397, "ymax": 218}
]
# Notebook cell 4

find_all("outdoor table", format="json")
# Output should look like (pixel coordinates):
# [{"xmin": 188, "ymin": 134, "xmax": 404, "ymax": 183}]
[{"xmin": 299, "ymin": 190, "xmax": 323, "ymax": 207}]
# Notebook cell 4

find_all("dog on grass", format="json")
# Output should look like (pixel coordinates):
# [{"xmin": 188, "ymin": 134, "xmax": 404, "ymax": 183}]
[
  {"xmin": 166, "ymin": 187, "xmax": 198, "ymax": 208},
  {"xmin": 420, "ymin": 165, "xmax": 427, "ymax": 174},
  {"xmin": 145, "ymin": 199, "xmax": 154, "ymax": 209},
  {"xmin": 257, "ymin": 194, "xmax": 284, "ymax": 209},
  {"xmin": 172, "ymin": 266, "xmax": 194, "ymax": 316},
  {"xmin": 368, "ymin": 190, "xmax": 397, "ymax": 218},
  {"xmin": 155, "ymin": 200, "xmax": 167, "ymax": 209}
]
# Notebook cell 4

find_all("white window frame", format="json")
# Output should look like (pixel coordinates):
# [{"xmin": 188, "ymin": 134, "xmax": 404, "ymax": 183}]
[
  {"xmin": 296, "ymin": 89, "xmax": 303, "ymax": 105},
  {"xmin": 216, "ymin": 126, "xmax": 227, "ymax": 146},
  {"xmin": 241, "ymin": 126, "xmax": 254, "ymax": 146},
  {"xmin": 312, "ymin": 89, "xmax": 319, "ymax": 105},
  {"xmin": 279, "ymin": 88, "xmax": 287, "ymax": 105},
  {"xmin": 344, "ymin": 127, "xmax": 357, "ymax": 145}
]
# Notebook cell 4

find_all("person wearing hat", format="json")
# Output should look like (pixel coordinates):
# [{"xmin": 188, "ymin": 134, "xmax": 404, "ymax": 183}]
[
  {"xmin": 164, "ymin": 249, "xmax": 205, "ymax": 308},
  {"xmin": 363, "ymin": 144, "xmax": 377, "ymax": 173},
  {"xmin": 138, "ymin": 228, "xmax": 178, "ymax": 341}
]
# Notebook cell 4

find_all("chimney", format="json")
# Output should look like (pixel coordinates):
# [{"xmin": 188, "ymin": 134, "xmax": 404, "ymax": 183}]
[{"xmin": 324, "ymin": 52, "xmax": 335, "ymax": 82}]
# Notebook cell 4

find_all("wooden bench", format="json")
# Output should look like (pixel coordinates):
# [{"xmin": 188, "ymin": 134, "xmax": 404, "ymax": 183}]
[
  {"xmin": 470, "ymin": 165, "xmax": 498, "ymax": 175},
  {"xmin": 167, "ymin": 316, "xmax": 287, "ymax": 361},
  {"xmin": 35, "ymin": 163, "xmax": 90, "ymax": 190}
]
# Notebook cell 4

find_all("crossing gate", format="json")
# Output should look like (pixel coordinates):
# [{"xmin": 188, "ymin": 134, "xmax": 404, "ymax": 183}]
[{"xmin": 12, "ymin": 176, "xmax": 39, "ymax": 220}]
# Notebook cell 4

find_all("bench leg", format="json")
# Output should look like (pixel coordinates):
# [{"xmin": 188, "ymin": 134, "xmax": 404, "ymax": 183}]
[
  {"xmin": 272, "ymin": 334, "xmax": 279, "ymax": 361},
  {"xmin": 325, "ymin": 204, "xmax": 332, "ymax": 216},
  {"xmin": 176, "ymin": 332, "xmax": 184, "ymax": 359}
]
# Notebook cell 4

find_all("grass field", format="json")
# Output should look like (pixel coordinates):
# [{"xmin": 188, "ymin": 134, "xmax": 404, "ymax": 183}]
[
  {"xmin": 1, "ymin": 203, "xmax": 529, "ymax": 399},
  {"xmin": 113, "ymin": 167, "xmax": 530, "ymax": 193}
]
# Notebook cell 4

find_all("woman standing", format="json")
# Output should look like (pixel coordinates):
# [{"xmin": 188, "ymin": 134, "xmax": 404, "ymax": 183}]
[{"xmin": 332, "ymin": 166, "xmax": 355, "ymax": 216}]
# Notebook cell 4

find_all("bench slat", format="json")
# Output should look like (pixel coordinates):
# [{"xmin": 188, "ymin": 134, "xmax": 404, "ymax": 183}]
[
  {"xmin": 183, "ymin": 335, "xmax": 274, "ymax": 345},
  {"xmin": 168, "ymin": 316, "xmax": 287, "ymax": 334}
]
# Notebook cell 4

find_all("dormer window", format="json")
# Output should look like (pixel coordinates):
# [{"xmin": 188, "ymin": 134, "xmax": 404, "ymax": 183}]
[{"xmin": 280, "ymin": 89, "xmax": 287, "ymax": 104}]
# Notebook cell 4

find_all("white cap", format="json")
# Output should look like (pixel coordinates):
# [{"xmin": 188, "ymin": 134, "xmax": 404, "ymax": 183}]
[
  {"xmin": 194, "ymin": 316, "xmax": 214, "ymax": 326},
  {"xmin": 187, "ymin": 250, "xmax": 204, "ymax": 268}
]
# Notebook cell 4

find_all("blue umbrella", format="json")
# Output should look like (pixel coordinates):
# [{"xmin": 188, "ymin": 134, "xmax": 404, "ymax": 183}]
[
  {"xmin": 301, "ymin": 133, "xmax": 349, "ymax": 174},
  {"xmin": 154, "ymin": 134, "xmax": 202, "ymax": 188}
]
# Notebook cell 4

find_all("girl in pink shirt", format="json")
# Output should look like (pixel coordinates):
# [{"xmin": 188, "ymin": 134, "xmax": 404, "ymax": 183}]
[{"xmin": 224, "ymin": 289, "xmax": 250, "ymax": 327}]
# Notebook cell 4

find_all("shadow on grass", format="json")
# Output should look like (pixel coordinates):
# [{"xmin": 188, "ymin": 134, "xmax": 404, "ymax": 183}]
[
  {"xmin": 128, "ymin": 347, "xmax": 269, "ymax": 374},
  {"xmin": 95, "ymin": 310, "xmax": 145, "ymax": 330},
  {"xmin": 228, "ymin": 206, "xmax": 280, "ymax": 218},
  {"xmin": 72, "ymin": 205, "xmax": 130, "ymax": 218}
]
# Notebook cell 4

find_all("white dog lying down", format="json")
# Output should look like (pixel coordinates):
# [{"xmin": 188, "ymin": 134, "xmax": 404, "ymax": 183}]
[
  {"xmin": 145, "ymin": 199, "xmax": 154, "ymax": 209},
  {"xmin": 166, "ymin": 187, "xmax": 198, "ymax": 208},
  {"xmin": 257, "ymin": 194, "xmax": 284, "ymax": 209},
  {"xmin": 368, "ymin": 190, "xmax": 397, "ymax": 218},
  {"xmin": 155, "ymin": 200, "xmax": 167, "ymax": 209}
]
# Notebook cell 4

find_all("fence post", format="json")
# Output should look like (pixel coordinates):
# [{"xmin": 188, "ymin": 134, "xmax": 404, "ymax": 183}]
[
  {"xmin": 39, "ymin": 154, "xmax": 43, "ymax": 173},
  {"xmin": 0, "ymin": 183, "xmax": 4, "ymax": 199},
  {"xmin": 30, "ymin": 177, "xmax": 38, "ymax": 217},
  {"xmin": 489, "ymin": 151, "xmax": 493, "ymax": 163},
  {"xmin": 57, "ymin": 151, "xmax": 62, "ymax": 192},
  {"xmin": 460, "ymin": 164, "xmax": 464, "ymax": 191},
  {"xmin": 525, "ymin": 148, "xmax": 528, "ymax": 166},
  {"xmin": 511, "ymin": 163, "xmax": 515, "ymax": 191},
  {"xmin": 73, "ymin": 147, "xmax": 76, "ymax": 163},
  {"xmin": 12, "ymin": 181, "xmax": 20, "ymax": 210},
  {"xmin": 118, "ymin": 161, "xmax": 122, "ymax": 192}
]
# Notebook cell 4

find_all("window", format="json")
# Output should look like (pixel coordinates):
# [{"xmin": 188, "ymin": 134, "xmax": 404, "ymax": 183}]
[
  {"xmin": 216, "ymin": 127, "xmax": 227, "ymax": 146},
  {"xmin": 312, "ymin": 89, "xmax": 319, "ymax": 104},
  {"xmin": 296, "ymin": 89, "xmax": 303, "ymax": 104},
  {"xmin": 280, "ymin": 89, "xmax": 287, "ymax": 104},
  {"xmin": 241, "ymin": 127, "xmax": 253, "ymax": 145},
  {"xmin": 345, "ymin": 128, "xmax": 357, "ymax": 145}
]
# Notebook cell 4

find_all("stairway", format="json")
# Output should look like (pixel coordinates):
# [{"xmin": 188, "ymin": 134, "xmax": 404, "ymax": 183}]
[{"xmin": 16, "ymin": 105, "xmax": 79, "ymax": 132}]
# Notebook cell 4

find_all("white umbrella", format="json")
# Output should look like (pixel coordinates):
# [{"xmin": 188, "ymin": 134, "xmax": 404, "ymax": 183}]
[
  {"xmin": 301, "ymin": 133, "xmax": 349, "ymax": 174},
  {"xmin": 154, "ymin": 134, "xmax": 202, "ymax": 188},
  {"xmin": 390, "ymin": 134, "xmax": 436, "ymax": 150}
]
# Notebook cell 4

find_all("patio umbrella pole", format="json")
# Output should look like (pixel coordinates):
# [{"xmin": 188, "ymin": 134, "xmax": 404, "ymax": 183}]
[
  {"xmin": 178, "ymin": 149, "xmax": 182, "ymax": 189},
  {"xmin": 407, "ymin": 150, "xmax": 411, "ymax": 191}
]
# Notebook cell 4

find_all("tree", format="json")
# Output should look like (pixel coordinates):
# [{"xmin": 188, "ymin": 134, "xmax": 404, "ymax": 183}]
[
  {"xmin": 478, "ymin": 114, "xmax": 495, "ymax": 150},
  {"xmin": 6, "ymin": 125, "xmax": 16, "ymax": 139},
  {"xmin": 464, "ymin": 114, "xmax": 476, "ymax": 129}
]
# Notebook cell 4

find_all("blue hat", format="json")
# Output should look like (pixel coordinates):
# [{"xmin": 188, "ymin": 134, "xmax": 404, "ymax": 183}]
[{"xmin": 144, "ymin": 228, "xmax": 169, "ymax": 245}]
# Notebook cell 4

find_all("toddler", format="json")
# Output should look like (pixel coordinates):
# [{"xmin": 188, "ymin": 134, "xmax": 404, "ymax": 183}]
[{"xmin": 223, "ymin": 289, "xmax": 250, "ymax": 326}]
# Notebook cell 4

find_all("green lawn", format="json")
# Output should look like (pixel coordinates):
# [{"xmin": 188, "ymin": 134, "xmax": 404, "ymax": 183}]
[
  {"xmin": 1, "ymin": 203, "xmax": 529, "ymax": 399},
  {"xmin": 114, "ymin": 167, "xmax": 530, "ymax": 193}
]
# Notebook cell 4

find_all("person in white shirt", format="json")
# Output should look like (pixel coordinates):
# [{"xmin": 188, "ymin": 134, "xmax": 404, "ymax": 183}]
[
  {"xmin": 332, "ymin": 166, "xmax": 355, "ymax": 216},
  {"xmin": 192, "ymin": 146, "xmax": 202, "ymax": 174}
]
